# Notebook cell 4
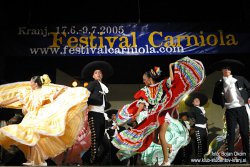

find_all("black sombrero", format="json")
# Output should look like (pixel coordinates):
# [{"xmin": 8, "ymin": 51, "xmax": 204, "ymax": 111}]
[
  {"xmin": 81, "ymin": 61, "xmax": 113, "ymax": 80},
  {"xmin": 106, "ymin": 109, "xmax": 118, "ymax": 118},
  {"xmin": 185, "ymin": 91, "xmax": 208, "ymax": 107},
  {"xmin": 210, "ymin": 59, "xmax": 245, "ymax": 72}
]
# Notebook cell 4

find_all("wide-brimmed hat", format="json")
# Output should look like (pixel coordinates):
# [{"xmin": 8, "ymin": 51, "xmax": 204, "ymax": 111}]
[
  {"xmin": 210, "ymin": 59, "xmax": 245, "ymax": 72},
  {"xmin": 185, "ymin": 91, "xmax": 208, "ymax": 107},
  {"xmin": 81, "ymin": 61, "xmax": 113, "ymax": 80},
  {"xmin": 106, "ymin": 109, "xmax": 118, "ymax": 118}
]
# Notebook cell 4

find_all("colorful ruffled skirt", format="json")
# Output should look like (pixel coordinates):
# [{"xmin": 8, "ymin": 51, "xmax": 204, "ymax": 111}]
[
  {"xmin": 112, "ymin": 56, "xmax": 205, "ymax": 160},
  {"xmin": 140, "ymin": 113, "xmax": 190, "ymax": 165}
]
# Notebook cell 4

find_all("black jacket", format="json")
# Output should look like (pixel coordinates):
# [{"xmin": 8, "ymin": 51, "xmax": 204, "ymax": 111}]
[
  {"xmin": 87, "ymin": 80, "xmax": 110, "ymax": 110},
  {"xmin": 106, "ymin": 121, "xmax": 126, "ymax": 139},
  {"xmin": 188, "ymin": 107, "xmax": 208, "ymax": 125},
  {"xmin": 212, "ymin": 75, "xmax": 250, "ymax": 108}
]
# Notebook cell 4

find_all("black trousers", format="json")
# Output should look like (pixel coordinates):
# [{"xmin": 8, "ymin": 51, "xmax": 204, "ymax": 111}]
[
  {"xmin": 87, "ymin": 111, "xmax": 105, "ymax": 164},
  {"xmin": 194, "ymin": 127, "xmax": 208, "ymax": 159},
  {"xmin": 225, "ymin": 106, "xmax": 249, "ymax": 160}
]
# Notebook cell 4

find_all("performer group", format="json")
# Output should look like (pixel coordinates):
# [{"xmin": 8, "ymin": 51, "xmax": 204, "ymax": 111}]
[{"xmin": 0, "ymin": 57, "xmax": 249, "ymax": 166}]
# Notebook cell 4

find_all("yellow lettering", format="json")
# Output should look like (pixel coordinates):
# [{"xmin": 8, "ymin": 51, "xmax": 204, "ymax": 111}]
[
  {"xmin": 199, "ymin": 31, "xmax": 205, "ymax": 46},
  {"xmin": 219, "ymin": 30, "xmax": 225, "ymax": 46},
  {"xmin": 98, "ymin": 38, "xmax": 104, "ymax": 48},
  {"xmin": 226, "ymin": 34, "xmax": 238, "ymax": 45},
  {"xmin": 164, "ymin": 36, "xmax": 175, "ymax": 47},
  {"xmin": 177, "ymin": 35, "xmax": 199, "ymax": 46},
  {"xmin": 131, "ymin": 32, "xmax": 137, "ymax": 47},
  {"xmin": 98, "ymin": 32, "xmax": 104, "ymax": 48},
  {"xmin": 148, "ymin": 31, "xmax": 163, "ymax": 47},
  {"xmin": 67, "ymin": 36, "xmax": 78, "ymax": 48},
  {"xmin": 206, "ymin": 34, "xmax": 218, "ymax": 46},
  {"xmin": 89, "ymin": 33, "xmax": 97, "ymax": 48},
  {"xmin": 79, "ymin": 36, "xmax": 88, "ymax": 48},
  {"xmin": 119, "ymin": 36, "xmax": 131, "ymax": 48},
  {"xmin": 105, "ymin": 36, "xmax": 118, "ymax": 48},
  {"xmin": 49, "ymin": 32, "xmax": 66, "ymax": 48}
]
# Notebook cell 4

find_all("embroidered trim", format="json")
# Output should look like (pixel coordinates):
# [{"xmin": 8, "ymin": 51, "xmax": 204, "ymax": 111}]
[
  {"xmin": 136, "ymin": 99, "xmax": 149, "ymax": 109},
  {"xmin": 141, "ymin": 82, "xmax": 163, "ymax": 105}
]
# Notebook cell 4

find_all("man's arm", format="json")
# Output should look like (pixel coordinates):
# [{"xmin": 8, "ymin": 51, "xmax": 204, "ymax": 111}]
[
  {"xmin": 212, "ymin": 81, "xmax": 223, "ymax": 107},
  {"xmin": 242, "ymin": 77, "xmax": 250, "ymax": 97},
  {"xmin": 86, "ymin": 80, "xmax": 96, "ymax": 92}
]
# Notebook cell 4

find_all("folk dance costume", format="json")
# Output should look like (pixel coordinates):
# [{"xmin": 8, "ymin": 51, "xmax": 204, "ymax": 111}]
[
  {"xmin": 0, "ymin": 81, "xmax": 90, "ymax": 166},
  {"xmin": 105, "ymin": 109, "xmax": 127, "ymax": 165},
  {"xmin": 172, "ymin": 111, "xmax": 193, "ymax": 165},
  {"xmin": 205, "ymin": 106, "xmax": 250, "ymax": 162},
  {"xmin": 106, "ymin": 110, "xmax": 126, "ymax": 141},
  {"xmin": 86, "ymin": 80, "xmax": 110, "ymax": 164},
  {"xmin": 52, "ymin": 110, "xmax": 91, "ymax": 165},
  {"xmin": 140, "ymin": 111, "xmax": 190, "ymax": 165},
  {"xmin": 81, "ymin": 61, "xmax": 113, "ymax": 164},
  {"xmin": 190, "ymin": 107, "xmax": 208, "ymax": 158},
  {"xmin": 212, "ymin": 59, "xmax": 250, "ymax": 163},
  {"xmin": 185, "ymin": 92, "xmax": 208, "ymax": 160},
  {"xmin": 111, "ymin": 57, "xmax": 206, "ymax": 164}
]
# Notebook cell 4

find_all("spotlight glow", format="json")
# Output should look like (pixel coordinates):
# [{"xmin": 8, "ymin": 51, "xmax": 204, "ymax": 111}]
[{"xmin": 72, "ymin": 81, "xmax": 78, "ymax": 87}]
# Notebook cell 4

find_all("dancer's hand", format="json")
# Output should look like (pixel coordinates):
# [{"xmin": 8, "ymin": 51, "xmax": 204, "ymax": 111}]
[
  {"xmin": 53, "ymin": 86, "xmax": 67, "ymax": 100},
  {"xmin": 60, "ymin": 86, "xmax": 67, "ymax": 91},
  {"xmin": 131, "ymin": 116, "xmax": 137, "ymax": 122},
  {"xmin": 60, "ymin": 86, "xmax": 68, "ymax": 92},
  {"xmin": 130, "ymin": 115, "xmax": 138, "ymax": 124}
]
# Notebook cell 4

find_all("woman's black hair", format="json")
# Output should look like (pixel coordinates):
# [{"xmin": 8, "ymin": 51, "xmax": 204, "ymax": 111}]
[
  {"xmin": 31, "ymin": 76, "xmax": 43, "ymax": 87},
  {"xmin": 144, "ymin": 68, "xmax": 162, "ymax": 82}
]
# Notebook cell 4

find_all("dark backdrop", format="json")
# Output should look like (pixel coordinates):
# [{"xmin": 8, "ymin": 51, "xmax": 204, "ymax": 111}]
[{"xmin": 1, "ymin": 0, "xmax": 250, "ymax": 83}]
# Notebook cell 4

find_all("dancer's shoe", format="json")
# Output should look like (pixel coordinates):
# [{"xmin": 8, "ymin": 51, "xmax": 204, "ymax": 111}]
[{"xmin": 160, "ymin": 161, "xmax": 170, "ymax": 166}]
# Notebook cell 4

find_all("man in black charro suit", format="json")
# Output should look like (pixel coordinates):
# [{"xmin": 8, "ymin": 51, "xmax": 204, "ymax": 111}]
[
  {"xmin": 81, "ymin": 61, "xmax": 113, "ymax": 165},
  {"xmin": 104, "ymin": 109, "xmax": 127, "ymax": 165},
  {"xmin": 185, "ymin": 91, "xmax": 208, "ymax": 162},
  {"xmin": 211, "ymin": 59, "xmax": 250, "ymax": 163}
]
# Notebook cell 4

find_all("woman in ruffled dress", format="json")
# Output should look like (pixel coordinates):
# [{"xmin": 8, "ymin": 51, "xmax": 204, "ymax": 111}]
[
  {"xmin": 112, "ymin": 57, "xmax": 205, "ymax": 166},
  {"xmin": 0, "ymin": 74, "xmax": 90, "ymax": 166}
]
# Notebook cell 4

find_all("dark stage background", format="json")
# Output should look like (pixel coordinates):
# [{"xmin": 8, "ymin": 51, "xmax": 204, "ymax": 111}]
[
  {"xmin": 0, "ymin": 0, "xmax": 250, "ymax": 166},
  {"xmin": 0, "ymin": 54, "xmax": 250, "ymax": 84},
  {"xmin": 1, "ymin": 0, "xmax": 250, "ymax": 83}
]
